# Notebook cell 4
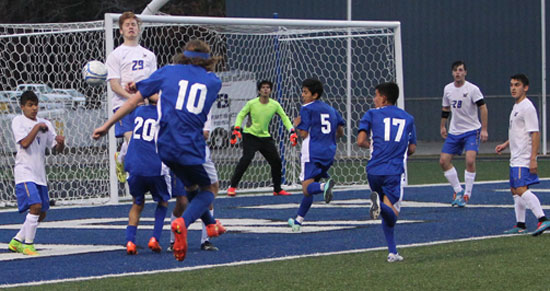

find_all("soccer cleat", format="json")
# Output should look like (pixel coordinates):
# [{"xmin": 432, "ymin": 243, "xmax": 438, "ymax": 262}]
[
  {"xmin": 323, "ymin": 179, "xmax": 335, "ymax": 203},
  {"xmin": 200, "ymin": 241, "xmax": 219, "ymax": 251},
  {"xmin": 8, "ymin": 238, "xmax": 23, "ymax": 253},
  {"xmin": 22, "ymin": 244, "xmax": 39, "ymax": 256},
  {"xmin": 451, "ymin": 190, "xmax": 464, "ymax": 207},
  {"xmin": 167, "ymin": 242, "xmax": 174, "ymax": 252},
  {"xmin": 148, "ymin": 237, "xmax": 162, "ymax": 253},
  {"xmin": 370, "ymin": 191, "xmax": 381, "ymax": 220},
  {"xmin": 532, "ymin": 220, "xmax": 550, "ymax": 236},
  {"xmin": 288, "ymin": 218, "xmax": 301, "ymax": 232},
  {"xmin": 387, "ymin": 253, "xmax": 404, "ymax": 263},
  {"xmin": 456, "ymin": 196, "xmax": 467, "ymax": 208},
  {"xmin": 503, "ymin": 226, "xmax": 528, "ymax": 234},
  {"xmin": 227, "ymin": 187, "xmax": 237, "ymax": 197},
  {"xmin": 274, "ymin": 190, "xmax": 291, "ymax": 196},
  {"xmin": 206, "ymin": 220, "xmax": 227, "ymax": 237},
  {"xmin": 114, "ymin": 152, "xmax": 127, "ymax": 183},
  {"xmin": 171, "ymin": 217, "xmax": 188, "ymax": 261},
  {"xmin": 126, "ymin": 241, "xmax": 137, "ymax": 255}
]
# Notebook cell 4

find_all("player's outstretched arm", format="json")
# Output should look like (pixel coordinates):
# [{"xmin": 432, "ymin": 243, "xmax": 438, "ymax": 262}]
[
  {"xmin": 92, "ymin": 92, "xmax": 143, "ymax": 140},
  {"xmin": 495, "ymin": 140, "xmax": 509, "ymax": 154},
  {"xmin": 479, "ymin": 104, "xmax": 488, "ymax": 142},
  {"xmin": 19, "ymin": 123, "xmax": 48, "ymax": 149}
]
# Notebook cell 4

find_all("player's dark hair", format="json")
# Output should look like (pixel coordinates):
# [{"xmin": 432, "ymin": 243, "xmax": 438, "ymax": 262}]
[
  {"xmin": 451, "ymin": 60, "xmax": 466, "ymax": 71},
  {"xmin": 173, "ymin": 39, "xmax": 220, "ymax": 71},
  {"xmin": 257, "ymin": 80, "xmax": 273, "ymax": 91},
  {"xmin": 118, "ymin": 11, "xmax": 141, "ymax": 29},
  {"xmin": 20, "ymin": 90, "xmax": 38, "ymax": 105},
  {"xmin": 510, "ymin": 73, "xmax": 529, "ymax": 86},
  {"xmin": 375, "ymin": 82, "xmax": 399, "ymax": 105},
  {"xmin": 302, "ymin": 78, "xmax": 323, "ymax": 99}
]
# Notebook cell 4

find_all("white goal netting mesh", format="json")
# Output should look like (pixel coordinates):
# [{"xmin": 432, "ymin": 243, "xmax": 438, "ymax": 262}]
[{"xmin": 0, "ymin": 18, "xmax": 400, "ymax": 205}]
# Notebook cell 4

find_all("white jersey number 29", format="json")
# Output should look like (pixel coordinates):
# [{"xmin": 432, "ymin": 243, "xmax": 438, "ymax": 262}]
[
  {"xmin": 383, "ymin": 117, "xmax": 405, "ymax": 142},
  {"xmin": 175, "ymin": 80, "xmax": 207, "ymax": 114}
]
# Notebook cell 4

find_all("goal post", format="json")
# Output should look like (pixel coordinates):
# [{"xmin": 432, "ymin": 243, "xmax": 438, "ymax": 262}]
[{"xmin": 0, "ymin": 15, "xmax": 403, "ymax": 206}]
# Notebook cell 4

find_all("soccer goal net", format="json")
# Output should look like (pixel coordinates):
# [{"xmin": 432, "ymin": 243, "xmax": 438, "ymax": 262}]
[{"xmin": 0, "ymin": 15, "xmax": 402, "ymax": 206}]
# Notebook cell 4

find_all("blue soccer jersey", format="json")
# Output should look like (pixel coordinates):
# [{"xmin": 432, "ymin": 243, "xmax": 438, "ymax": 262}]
[
  {"xmin": 136, "ymin": 64, "xmax": 222, "ymax": 165},
  {"xmin": 124, "ymin": 105, "xmax": 165, "ymax": 176},
  {"xmin": 358, "ymin": 105, "xmax": 416, "ymax": 175},
  {"xmin": 297, "ymin": 100, "xmax": 345, "ymax": 165}
]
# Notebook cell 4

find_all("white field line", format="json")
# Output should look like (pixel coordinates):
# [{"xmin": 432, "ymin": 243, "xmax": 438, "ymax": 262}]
[{"xmin": 0, "ymin": 232, "xmax": 540, "ymax": 289}]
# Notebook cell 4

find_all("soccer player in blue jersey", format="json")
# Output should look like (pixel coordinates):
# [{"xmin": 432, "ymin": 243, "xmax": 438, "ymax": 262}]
[
  {"xmin": 93, "ymin": 39, "xmax": 224, "ymax": 261},
  {"xmin": 357, "ymin": 82, "xmax": 416, "ymax": 263},
  {"xmin": 287, "ymin": 78, "xmax": 345, "ymax": 232},
  {"xmin": 123, "ymin": 100, "xmax": 170, "ymax": 255}
]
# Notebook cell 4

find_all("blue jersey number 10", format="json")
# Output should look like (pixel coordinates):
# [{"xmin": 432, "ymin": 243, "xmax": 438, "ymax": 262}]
[
  {"xmin": 175, "ymin": 80, "xmax": 207, "ymax": 114},
  {"xmin": 383, "ymin": 117, "xmax": 405, "ymax": 142}
]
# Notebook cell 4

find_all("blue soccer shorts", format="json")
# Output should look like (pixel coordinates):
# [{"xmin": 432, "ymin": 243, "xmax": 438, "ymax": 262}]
[
  {"xmin": 367, "ymin": 174, "xmax": 403, "ymax": 212},
  {"xmin": 15, "ymin": 182, "xmax": 49, "ymax": 213},
  {"xmin": 166, "ymin": 159, "xmax": 218, "ymax": 188},
  {"xmin": 113, "ymin": 107, "xmax": 134, "ymax": 138},
  {"xmin": 127, "ymin": 174, "xmax": 171, "ymax": 205},
  {"xmin": 300, "ymin": 161, "xmax": 332, "ymax": 182},
  {"xmin": 509, "ymin": 166, "xmax": 540, "ymax": 188},
  {"xmin": 441, "ymin": 128, "xmax": 480, "ymax": 155},
  {"xmin": 171, "ymin": 173, "xmax": 188, "ymax": 198}
]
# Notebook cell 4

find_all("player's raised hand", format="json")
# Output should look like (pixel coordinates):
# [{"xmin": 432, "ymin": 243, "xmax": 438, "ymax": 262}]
[
  {"xmin": 290, "ymin": 128, "xmax": 298, "ymax": 146},
  {"xmin": 230, "ymin": 126, "xmax": 242, "ymax": 145},
  {"xmin": 92, "ymin": 125, "xmax": 109, "ymax": 140}
]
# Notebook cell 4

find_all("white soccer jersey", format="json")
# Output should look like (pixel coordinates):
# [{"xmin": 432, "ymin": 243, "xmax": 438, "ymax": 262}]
[
  {"xmin": 509, "ymin": 98, "xmax": 539, "ymax": 167},
  {"xmin": 11, "ymin": 115, "xmax": 57, "ymax": 186},
  {"xmin": 442, "ymin": 81, "xmax": 484, "ymax": 135},
  {"xmin": 106, "ymin": 44, "xmax": 157, "ymax": 109}
]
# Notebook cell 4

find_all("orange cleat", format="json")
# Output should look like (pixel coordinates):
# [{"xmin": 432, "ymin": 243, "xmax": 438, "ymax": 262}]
[
  {"xmin": 206, "ymin": 219, "xmax": 227, "ymax": 237},
  {"xmin": 227, "ymin": 187, "xmax": 237, "ymax": 197},
  {"xmin": 126, "ymin": 241, "xmax": 137, "ymax": 255},
  {"xmin": 171, "ymin": 217, "xmax": 188, "ymax": 261},
  {"xmin": 148, "ymin": 237, "xmax": 162, "ymax": 253},
  {"xmin": 274, "ymin": 190, "xmax": 291, "ymax": 196}
]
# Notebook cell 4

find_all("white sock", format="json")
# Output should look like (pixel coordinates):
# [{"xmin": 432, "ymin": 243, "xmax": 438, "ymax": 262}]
[
  {"xmin": 201, "ymin": 209, "xmax": 214, "ymax": 244},
  {"xmin": 513, "ymin": 195, "xmax": 526, "ymax": 224},
  {"xmin": 170, "ymin": 213, "xmax": 177, "ymax": 244},
  {"xmin": 23, "ymin": 213, "xmax": 39, "ymax": 244},
  {"xmin": 15, "ymin": 226, "xmax": 26, "ymax": 242},
  {"xmin": 296, "ymin": 215, "xmax": 304, "ymax": 224},
  {"xmin": 520, "ymin": 190, "xmax": 545, "ymax": 219},
  {"xmin": 464, "ymin": 171, "xmax": 476, "ymax": 198},
  {"xmin": 118, "ymin": 140, "xmax": 128, "ymax": 163},
  {"xmin": 444, "ymin": 167, "xmax": 463, "ymax": 194}
]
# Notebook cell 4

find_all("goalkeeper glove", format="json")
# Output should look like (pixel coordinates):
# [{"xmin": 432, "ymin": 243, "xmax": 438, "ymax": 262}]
[
  {"xmin": 290, "ymin": 128, "xmax": 298, "ymax": 147},
  {"xmin": 230, "ymin": 126, "xmax": 242, "ymax": 145}
]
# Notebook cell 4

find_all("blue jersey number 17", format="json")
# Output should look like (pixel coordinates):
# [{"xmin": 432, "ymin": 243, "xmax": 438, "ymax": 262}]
[{"xmin": 383, "ymin": 117, "xmax": 405, "ymax": 142}]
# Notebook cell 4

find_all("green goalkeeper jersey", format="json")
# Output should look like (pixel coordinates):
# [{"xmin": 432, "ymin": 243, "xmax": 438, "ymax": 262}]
[{"xmin": 234, "ymin": 97, "xmax": 293, "ymax": 138}]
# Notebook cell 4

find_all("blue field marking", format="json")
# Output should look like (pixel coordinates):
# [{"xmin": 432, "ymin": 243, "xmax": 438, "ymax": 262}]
[{"xmin": 1, "ymin": 180, "xmax": 549, "ymax": 286}]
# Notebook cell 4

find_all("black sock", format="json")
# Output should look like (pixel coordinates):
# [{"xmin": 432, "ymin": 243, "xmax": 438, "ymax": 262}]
[
  {"xmin": 517, "ymin": 222, "xmax": 527, "ymax": 229},
  {"xmin": 538, "ymin": 217, "xmax": 548, "ymax": 223}
]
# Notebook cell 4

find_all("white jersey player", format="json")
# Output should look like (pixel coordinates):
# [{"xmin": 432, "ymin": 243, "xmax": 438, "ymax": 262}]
[
  {"xmin": 496, "ymin": 74, "xmax": 550, "ymax": 236},
  {"xmin": 8, "ymin": 91, "xmax": 65, "ymax": 256},
  {"xmin": 439, "ymin": 61, "xmax": 488, "ymax": 207},
  {"xmin": 105, "ymin": 11, "xmax": 157, "ymax": 183}
]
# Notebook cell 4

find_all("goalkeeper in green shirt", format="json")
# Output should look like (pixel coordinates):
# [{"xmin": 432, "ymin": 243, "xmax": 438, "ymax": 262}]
[{"xmin": 227, "ymin": 80, "xmax": 297, "ymax": 196}]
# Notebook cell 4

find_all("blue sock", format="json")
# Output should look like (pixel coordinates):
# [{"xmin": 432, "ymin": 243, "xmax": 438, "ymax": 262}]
[
  {"xmin": 297, "ymin": 195, "xmax": 314, "ymax": 218},
  {"xmin": 152, "ymin": 204, "xmax": 167, "ymax": 240},
  {"xmin": 306, "ymin": 183, "xmax": 323, "ymax": 195},
  {"xmin": 182, "ymin": 191, "xmax": 215, "ymax": 228},
  {"xmin": 200, "ymin": 208, "xmax": 216, "ymax": 225},
  {"xmin": 126, "ymin": 225, "xmax": 137, "ymax": 243},
  {"xmin": 382, "ymin": 217, "xmax": 397, "ymax": 254},
  {"xmin": 380, "ymin": 203, "xmax": 397, "ymax": 227}
]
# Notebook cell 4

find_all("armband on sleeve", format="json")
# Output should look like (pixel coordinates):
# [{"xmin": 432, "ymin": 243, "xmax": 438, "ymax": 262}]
[
  {"xmin": 441, "ymin": 111, "xmax": 450, "ymax": 118},
  {"xmin": 475, "ymin": 99, "xmax": 486, "ymax": 107}
]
